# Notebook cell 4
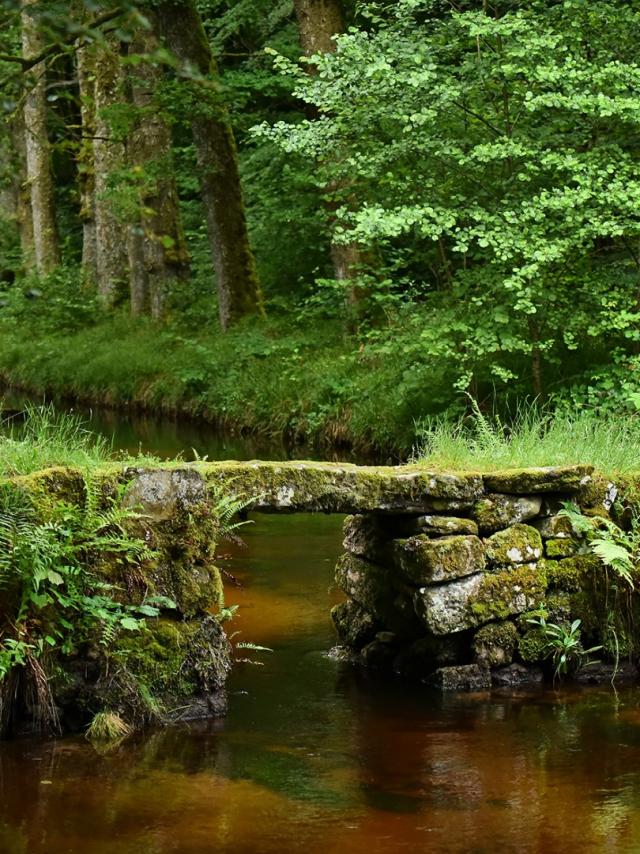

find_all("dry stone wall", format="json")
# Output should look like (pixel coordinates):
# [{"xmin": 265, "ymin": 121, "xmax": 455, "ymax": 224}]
[{"xmin": 332, "ymin": 466, "xmax": 633, "ymax": 690}]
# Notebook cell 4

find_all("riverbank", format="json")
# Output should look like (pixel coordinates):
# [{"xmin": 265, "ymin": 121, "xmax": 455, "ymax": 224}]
[{"xmin": 0, "ymin": 312, "xmax": 425, "ymax": 458}]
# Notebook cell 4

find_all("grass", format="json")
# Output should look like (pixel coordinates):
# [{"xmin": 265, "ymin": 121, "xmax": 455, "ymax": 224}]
[
  {"xmin": 86, "ymin": 711, "xmax": 132, "ymax": 743},
  {"xmin": 416, "ymin": 401, "xmax": 640, "ymax": 476},
  {"xmin": 0, "ymin": 403, "xmax": 157, "ymax": 476}
]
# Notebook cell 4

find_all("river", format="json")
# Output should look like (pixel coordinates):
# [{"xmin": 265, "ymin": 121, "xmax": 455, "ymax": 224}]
[{"xmin": 2, "ymin": 402, "xmax": 640, "ymax": 852}]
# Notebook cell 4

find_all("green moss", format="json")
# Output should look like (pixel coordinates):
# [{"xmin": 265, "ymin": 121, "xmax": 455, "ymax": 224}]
[
  {"xmin": 485, "ymin": 524, "xmax": 543, "ymax": 567},
  {"xmin": 393, "ymin": 534, "xmax": 485, "ymax": 584},
  {"xmin": 518, "ymin": 628, "xmax": 548, "ymax": 663},
  {"xmin": 473, "ymin": 621, "xmax": 517, "ymax": 667},
  {"xmin": 200, "ymin": 460, "xmax": 482, "ymax": 512},
  {"xmin": 545, "ymin": 554, "xmax": 601, "ymax": 593},
  {"xmin": 110, "ymin": 615, "xmax": 231, "ymax": 719},
  {"xmin": 545, "ymin": 537, "xmax": 582, "ymax": 559},
  {"xmin": 469, "ymin": 561, "xmax": 547, "ymax": 623},
  {"xmin": 483, "ymin": 466, "xmax": 594, "ymax": 494}
]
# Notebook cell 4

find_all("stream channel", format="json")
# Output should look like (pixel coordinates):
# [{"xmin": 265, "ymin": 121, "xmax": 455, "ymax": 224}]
[{"xmin": 2, "ymin": 399, "xmax": 640, "ymax": 853}]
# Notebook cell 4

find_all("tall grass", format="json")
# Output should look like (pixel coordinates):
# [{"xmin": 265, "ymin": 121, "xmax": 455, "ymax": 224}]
[
  {"xmin": 415, "ymin": 401, "xmax": 640, "ymax": 475},
  {"xmin": 1, "ymin": 404, "xmax": 122, "ymax": 476}
]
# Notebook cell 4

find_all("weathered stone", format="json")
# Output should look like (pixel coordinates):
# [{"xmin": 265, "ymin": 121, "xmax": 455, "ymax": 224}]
[
  {"xmin": 473, "ymin": 494, "xmax": 542, "ymax": 533},
  {"xmin": 483, "ymin": 465, "xmax": 593, "ymax": 495},
  {"xmin": 469, "ymin": 563, "xmax": 547, "ymax": 625},
  {"xmin": 123, "ymin": 468, "xmax": 207, "ymax": 520},
  {"xmin": 331, "ymin": 600, "xmax": 379, "ymax": 649},
  {"xmin": 545, "ymin": 537, "xmax": 583, "ymax": 559},
  {"xmin": 485, "ymin": 524, "xmax": 543, "ymax": 567},
  {"xmin": 491, "ymin": 663, "xmax": 544, "ymax": 687},
  {"xmin": 394, "ymin": 534, "xmax": 485, "ymax": 585},
  {"xmin": 342, "ymin": 514, "xmax": 391, "ymax": 562},
  {"xmin": 532, "ymin": 514, "xmax": 574, "ymax": 539},
  {"xmin": 201, "ymin": 461, "xmax": 483, "ymax": 513},
  {"xmin": 415, "ymin": 515, "xmax": 478, "ymax": 536},
  {"xmin": 413, "ymin": 572, "xmax": 485, "ymax": 635},
  {"xmin": 472, "ymin": 621, "xmax": 517, "ymax": 668},
  {"xmin": 430, "ymin": 664, "xmax": 491, "ymax": 692},
  {"xmin": 334, "ymin": 553, "xmax": 392, "ymax": 619}
]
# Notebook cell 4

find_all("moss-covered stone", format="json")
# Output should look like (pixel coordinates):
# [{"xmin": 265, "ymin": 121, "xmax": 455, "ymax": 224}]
[
  {"xmin": 473, "ymin": 494, "xmax": 542, "ymax": 533},
  {"xmin": 331, "ymin": 600, "xmax": 379, "ymax": 649},
  {"xmin": 394, "ymin": 534, "xmax": 485, "ymax": 585},
  {"xmin": 413, "ymin": 572, "xmax": 485, "ymax": 635},
  {"xmin": 545, "ymin": 554, "xmax": 601, "ymax": 593},
  {"xmin": 533, "ymin": 514, "xmax": 574, "ymax": 540},
  {"xmin": 483, "ymin": 465, "xmax": 593, "ymax": 495},
  {"xmin": 517, "ymin": 628, "xmax": 549, "ymax": 664},
  {"xmin": 469, "ymin": 562, "xmax": 547, "ymax": 624},
  {"xmin": 415, "ymin": 515, "xmax": 479, "ymax": 536},
  {"xmin": 108, "ymin": 616, "xmax": 232, "ymax": 722},
  {"xmin": 342, "ymin": 514, "xmax": 392, "ymax": 562},
  {"xmin": 472, "ymin": 621, "xmax": 517, "ymax": 668},
  {"xmin": 334, "ymin": 553, "xmax": 393, "ymax": 619},
  {"xmin": 485, "ymin": 524, "xmax": 543, "ymax": 567},
  {"xmin": 430, "ymin": 664, "xmax": 491, "ymax": 692},
  {"xmin": 545, "ymin": 537, "xmax": 583, "ymax": 559},
  {"xmin": 200, "ymin": 461, "xmax": 483, "ymax": 513}
]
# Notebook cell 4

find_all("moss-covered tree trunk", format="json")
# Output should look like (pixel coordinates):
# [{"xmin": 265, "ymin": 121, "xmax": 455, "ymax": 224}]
[
  {"xmin": 8, "ymin": 106, "xmax": 35, "ymax": 270},
  {"xmin": 93, "ymin": 36, "xmax": 128, "ymax": 308},
  {"xmin": 77, "ymin": 43, "xmax": 97, "ymax": 288},
  {"xmin": 21, "ymin": 0, "xmax": 60, "ymax": 275},
  {"xmin": 155, "ymin": 0, "xmax": 263, "ymax": 331},
  {"xmin": 293, "ymin": 0, "xmax": 368, "ymax": 300},
  {"xmin": 126, "ymin": 25, "xmax": 190, "ymax": 320}
]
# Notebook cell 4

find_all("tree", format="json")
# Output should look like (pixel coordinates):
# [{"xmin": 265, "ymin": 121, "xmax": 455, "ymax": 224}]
[
  {"xmin": 125, "ymin": 22, "xmax": 189, "ymax": 319},
  {"xmin": 155, "ymin": 0, "xmax": 263, "ymax": 330},
  {"xmin": 293, "ymin": 0, "xmax": 369, "ymax": 305},
  {"xmin": 77, "ymin": 40, "xmax": 97, "ymax": 287},
  {"xmin": 92, "ymin": 34, "xmax": 128, "ymax": 307},
  {"xmin": 20, "ymin": 0, "xmax": 60, "ymax": 275}
]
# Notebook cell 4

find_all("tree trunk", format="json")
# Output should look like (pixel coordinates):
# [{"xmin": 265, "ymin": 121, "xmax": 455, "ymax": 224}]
[
  {"xmin": 155, "ymin": 0, "xmax": 263, "ymax": 330},
  {"xmin": 8, "ymin": 107, "xmax": 35, "ymax": 270},
  {"xmin": 126, "ymin": 24, "xmax": 190, "ymax": 320},
  {"xmin": 21, "ymin": 0, "xmax": 60, "ymax": 275},
  {"xmin": 77, "ymin": 43, "xmax": 97, "ymax": 288},
  {"xmin": 294, "ymin": 0, "xmax": 346, "ymax": 54},
  {"xmin": 293, "ymin": 0, "xmax": 368, "ymax": 294},
  {"xmin": 93, "ymin": 35, "xmax": 128, "ymax": 307}
]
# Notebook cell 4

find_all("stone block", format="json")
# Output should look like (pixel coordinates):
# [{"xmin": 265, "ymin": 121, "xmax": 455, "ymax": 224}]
[
  {"xmin": 430, "ymin": 664, "xmax": 491, "ymax": 692},
  {"xmin": 482, "ymin": 465, "xmax": 593, "ymax": 494},
  {"xmin": 472, "ymin": 621, "xmax": 517, "ymax": 668},
  {"xmin": 394, "ymin": 534, "xmax": 485, "ymax": 585},
  {"xmin": 473, "ymin": 494, "xmax": 542, "ymax": 533},
  {"xmin": 414, "ymin": 515, "xmax": 478, "ymax": 536},
  {"xmin": 485, "ymin": 524, "xmax": 543, "ymax": 567}
]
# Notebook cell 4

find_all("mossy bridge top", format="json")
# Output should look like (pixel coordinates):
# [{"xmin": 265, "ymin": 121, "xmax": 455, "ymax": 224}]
[{"xmin": 11, "ymin": 460, "xmax": 597, "ymax": 519}]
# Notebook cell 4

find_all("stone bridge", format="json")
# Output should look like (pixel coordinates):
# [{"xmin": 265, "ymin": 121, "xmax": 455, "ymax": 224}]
[{"xmin": 11, "ymin": 459, "xmax": 627, "ymax": 713}]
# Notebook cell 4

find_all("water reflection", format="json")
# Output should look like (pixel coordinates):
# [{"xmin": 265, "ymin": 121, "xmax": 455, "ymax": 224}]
[{"xmin": 2, "ymin": 507, "xmax": 640, "ymax": 852}]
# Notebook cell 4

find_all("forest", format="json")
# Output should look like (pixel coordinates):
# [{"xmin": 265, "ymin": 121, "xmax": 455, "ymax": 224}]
[{"xmin": 0, "ymin": 0, "xmax": 639, "ymax": 454}]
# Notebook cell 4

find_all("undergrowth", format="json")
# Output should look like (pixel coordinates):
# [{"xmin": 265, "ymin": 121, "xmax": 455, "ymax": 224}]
[{"xmin": 416, "ymin": 400, "xmax": 640, "ymax": 476}]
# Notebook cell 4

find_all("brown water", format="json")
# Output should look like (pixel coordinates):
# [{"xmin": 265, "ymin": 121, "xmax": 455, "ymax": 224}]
[{"xmin": 2, "ymin": 404, "xmax": 640, "ymax": 852}]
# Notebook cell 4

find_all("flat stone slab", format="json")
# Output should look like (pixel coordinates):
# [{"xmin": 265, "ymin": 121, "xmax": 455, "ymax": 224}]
[
  {"xmin": 200, "ymin": 461, "xmax": 484, "ymax": 513},
  {"xmin": 483, "ymin": 465, "xmax": 593, "ymax": 495}
]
